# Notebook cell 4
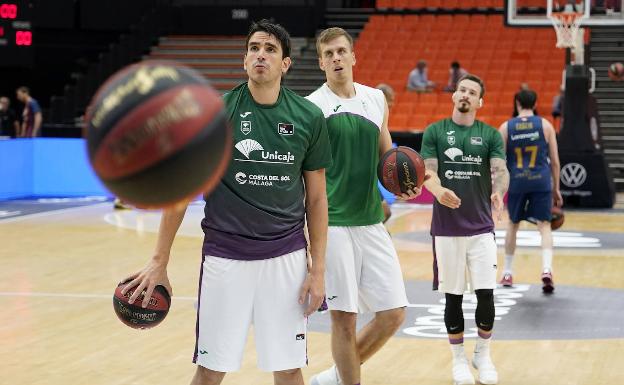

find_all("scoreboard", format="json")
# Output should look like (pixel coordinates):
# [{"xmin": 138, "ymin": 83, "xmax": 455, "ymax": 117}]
[{"xmin": 0, "ymin": 1, "xmax": 34, "ymax": 67}]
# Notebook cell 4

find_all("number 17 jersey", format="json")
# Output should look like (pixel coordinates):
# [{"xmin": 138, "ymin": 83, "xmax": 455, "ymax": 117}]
[{"xmin": 506, "ymin": 115, "xmax": 551, "ymax": 193}]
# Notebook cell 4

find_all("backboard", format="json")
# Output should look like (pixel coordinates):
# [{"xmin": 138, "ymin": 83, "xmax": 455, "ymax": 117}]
[{"xmin": 506, "ymin": 0, "xmax": 624, "ymax": 26}]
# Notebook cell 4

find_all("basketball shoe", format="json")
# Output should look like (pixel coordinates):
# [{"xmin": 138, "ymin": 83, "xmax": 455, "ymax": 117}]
[
  {"xmin": 472, "ymin": 350, "xmax": 498, "ymax": 384},
  {"xmin": 310, "ymin": 365, "xmax": 341, "ymax": 385},
  {"xmin": 499, "ymin": 273, "xmax": 513, "ymax": 287},
  {"xmin": 452, "ymin": 356, "xmax": 475, "ymax": 385},
  {"xmin": 541, "ymin": 269, "xmax": 555, "ymax": 293}
]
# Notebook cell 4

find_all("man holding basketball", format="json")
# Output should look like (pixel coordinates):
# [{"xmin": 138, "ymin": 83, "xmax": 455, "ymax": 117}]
[
  {"xmin": 499, "ymin": 89, "xmax": 562, "ymax": 293},
  {"xmin": 420, "ymin": 74, "xmax": 509, "ymax": 385},
  {"xmin": 121, "ymin": 20, "xmax": 332, "ymax": 385},
  {"xmin": 306, "ymin": 27, "xmax": 421, "ymax": 385}
]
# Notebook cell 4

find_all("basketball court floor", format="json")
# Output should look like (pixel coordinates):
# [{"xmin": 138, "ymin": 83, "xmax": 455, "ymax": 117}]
[{"xmin": 1, "ymin": 197, "xmax": 623, "ymax": 385}]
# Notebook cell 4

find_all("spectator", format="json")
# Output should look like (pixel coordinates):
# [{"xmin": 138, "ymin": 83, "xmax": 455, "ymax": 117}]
[
  {"xmin": 0, "ymin": 96, "xmax": 19, "ymax": 138},
  {"xmin": 407, "ymin": 60, "xmax": 436, "ymax": 92},
  {"xmin": 16, "ymin": 86, "xmax": 42, "ymax": 138},
  {"xmin": 443, "ymin": 61, "xmax": 468, "ymax": 92}
]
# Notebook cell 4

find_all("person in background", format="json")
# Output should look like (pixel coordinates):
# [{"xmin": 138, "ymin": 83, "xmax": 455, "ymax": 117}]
[
  {"xmin": 444, "ymin": 61, "xmax": 468, "ymax": 92},
  {"xmin": 16, "ymin": 86, "xmax": 42, "ymax": 138},
  {"xmin": 407, "ymin": 60, "xmax": 436, "ymax": 93},
  {"xmin": 0, "ymin": 96, "xmax": 20, "ymax": 138}
]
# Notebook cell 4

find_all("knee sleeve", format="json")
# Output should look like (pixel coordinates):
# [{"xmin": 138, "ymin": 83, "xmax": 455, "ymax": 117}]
[
  {"xmin": 475, "ymin": 289, "xmax": 495, "ymax": 331},
  {"xmin": 444, "ymin": 293, "xmax": 464, "ymax": 334}
]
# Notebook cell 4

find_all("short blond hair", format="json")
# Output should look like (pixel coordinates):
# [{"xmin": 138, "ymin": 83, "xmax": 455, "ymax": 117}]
[{"xmin": 315, "ymin": 27, "xmax": 353, "ymax": 57}]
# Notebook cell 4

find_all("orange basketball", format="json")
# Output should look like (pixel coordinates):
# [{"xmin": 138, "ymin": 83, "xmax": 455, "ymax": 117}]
[
  {"xmin": 378, "ymin": 146, "xmax": 426, "ymax": 195},
  {"xmin": 608, "ymin": 62, "xmax": 624, "ymax": 81},
  {"xmin": 551, "ymin": 206, "xmax": 565, "ymax": 230},
  {"xmin": 85, "ymin": 61, "xmax": 231, "ymax": 209},
  {"xmin": 113, "ymin": 282, "xmax": 171, "ymax": 329}
]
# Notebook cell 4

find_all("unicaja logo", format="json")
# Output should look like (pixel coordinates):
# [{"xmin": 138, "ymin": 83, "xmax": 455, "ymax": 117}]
[
  {"xmin": 560, "ymin": 163, "xmax": 587, "ymax": 188},
  {"xmin": 235, "ymin": 139, "xmax": 264, "ymax": 159}
]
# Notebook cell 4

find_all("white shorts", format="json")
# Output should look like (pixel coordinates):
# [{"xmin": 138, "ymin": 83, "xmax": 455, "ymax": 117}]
[
  {"xmin": 193, "ymin": 249, "xmax": 308, "ymax": 372},
  {"xmin": 325, "ymin": 224, "xmax": 408, "ymax": 313},
  {"xmin": 434, "ymin": 233, "xmax": 498, "ymax": 295}
]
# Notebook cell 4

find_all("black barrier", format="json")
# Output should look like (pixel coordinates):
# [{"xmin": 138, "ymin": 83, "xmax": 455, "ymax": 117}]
[
  {"xmin": 391, "ymin": 131, "xmax": 424, "ymax": 152},
  {"xmin": 556, "ymin": 64, "xmax": 615, "ymax": 208},
  {"xmin": 559, "ymin": 152, "xmax": 616, "ymax": 208}
]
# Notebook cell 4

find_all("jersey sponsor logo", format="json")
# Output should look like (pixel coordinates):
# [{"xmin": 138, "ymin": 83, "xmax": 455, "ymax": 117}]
[
  {"xmin": 240, "ymin": 111, "xmax": 252, "ymax": 118},
  {"xmin": 240, "ymin": 120, "xmax": 252, "ymax": 135},
  {"xmin": 470, "ymin": 136, "xmax": 483, "ymax": 145},
  {"xmin": 278, "ymin": 122, "xmax": 294, "ymax": 135},
  {"xmin": 446, "ymin": 130, "xmax": 455, "ymax": 135},
  {"xmin": 234, "ymin": 139, "xmax": 295, "ymax": 164},
  {"xmin": 443, "ymin": 147, "xmax": 482, "ymax": 165},
  {"xmin": 560, "ymin": 162, "xmax": 587, "ymax": 188},
  {"xmin": 235, "ymin": 139, "xmax": 264, "ymax": 158},
  {"xmin": 515, "ymin": 121, "xmax": 534, "ymax": 130},
  {"xmin": 444, "ymin": 169, "xmax": 482, "ymax": 180},
  {"xmin": 510, "ymin": 131, "xmax": 539, "ymax": 141},
  {"xmin": 447, "ymin": 136, "xmax": 455, "ymax": 145},
  {"xmin": 333, "ymin": 104, "xmax": 341, "ymax": 112},
  {"xmin": 235, "ymin": 172, "xmax": 247, "ymax": 184},
  {"xmin": 234, "ymin": 171, "xmax": 290, "ymax": 186}
]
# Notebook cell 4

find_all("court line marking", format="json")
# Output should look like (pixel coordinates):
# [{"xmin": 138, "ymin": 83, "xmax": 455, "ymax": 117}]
[
  {"xmin": 0, "ymin": 202, "xmax": 111, "ymax": 224},
  {"xmin": 0, "ymin": 291, "xmax": 196, "ymax": 301}
]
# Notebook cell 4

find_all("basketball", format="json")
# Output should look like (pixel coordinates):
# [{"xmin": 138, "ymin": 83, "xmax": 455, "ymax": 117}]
[
  {"xmin": 85, "ymin": 61, "xmax": 231, "ymax": 209},
  {"xmin": 551, "ymin": 206, "xmax": 565, "ymax": 230},
  {"xmin": 608, "ymin": 62, "xmax": 624, "ymax": 81},
  {"xmin": 113, "ymin": 282, "xmax": 171, "ymax": 329},
  {"xmin": 377, "ymin": 146, "xmax": 426, "ymax": 195}
]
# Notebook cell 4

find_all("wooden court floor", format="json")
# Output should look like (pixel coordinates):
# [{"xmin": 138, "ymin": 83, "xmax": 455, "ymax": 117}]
[{"xmin": 1, "ymin": 198, "xmax": 623, "ymax": 385}]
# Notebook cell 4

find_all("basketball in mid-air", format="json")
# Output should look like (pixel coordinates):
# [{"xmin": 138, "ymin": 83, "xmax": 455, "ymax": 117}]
[
  {"xmin": 113, "ymin": 282, "xmax": 171, "ymax": 330},
  {"xmin": 378, "ymin": 146, "xmax": 426, "ymax": 195},
  {"xmin": 551, "ymin": 206, "xmax": 565, "ymax": 230},
  {"xmin": 85, "ymin": 61, "xmax": 231, "ymax": 209},
  {"xmin": 608, "ymin": 62, "xmax": 624, "ymax": 81}
]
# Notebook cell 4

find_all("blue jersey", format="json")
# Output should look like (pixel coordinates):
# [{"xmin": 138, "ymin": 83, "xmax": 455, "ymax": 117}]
[{"xmin": 506, "ymin": 116, "xmax": 551, "ymax": 193}]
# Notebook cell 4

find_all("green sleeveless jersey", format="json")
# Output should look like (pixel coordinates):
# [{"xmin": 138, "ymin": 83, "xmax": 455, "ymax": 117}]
[{"xmin": 306, "ymin": 83, "xmax": 386, "ymax": 226}]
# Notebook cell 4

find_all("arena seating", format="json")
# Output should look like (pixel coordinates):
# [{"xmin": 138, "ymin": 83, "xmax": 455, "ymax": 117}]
[{"xmin": 354, "ymin": 14, "xmax": 564, "ymax": 131}]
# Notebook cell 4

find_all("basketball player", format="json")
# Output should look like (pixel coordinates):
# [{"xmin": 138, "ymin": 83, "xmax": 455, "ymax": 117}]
[
  {"xmin": 16, "ymin": 86, "xmax": 42, "ymax": 137},
  {"xmin": 499, "ymin": 89, "xmax": 563, "ymax": 293},
  {"xmin": 121, "ymin": 20, "xmax": 332, "ymax": 385},
  {"xmin": 306, "ymin": 28, "xmax": 422, "ymax": 385},
  {"xmin": 420, "ymin": 74, "xmax": 509, "ymax": 385}
]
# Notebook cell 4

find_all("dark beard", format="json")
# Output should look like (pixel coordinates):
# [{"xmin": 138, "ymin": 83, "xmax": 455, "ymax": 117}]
[{"xmin": 457, "ymin": 102, "xmax": 470, "ymax": 113}]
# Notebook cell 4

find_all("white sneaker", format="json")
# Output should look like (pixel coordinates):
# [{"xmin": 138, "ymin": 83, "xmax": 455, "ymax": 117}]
[
  {"xmin": 472, "ymin": 351, "xmax": 498, "ymax": 384},
  {"xmin": 310, "ymin": 365, "xmax": 341, "ymax": 385},
  {"xmin": 452, "ymin": 356, "xmax": 475, "ymax": 385}
]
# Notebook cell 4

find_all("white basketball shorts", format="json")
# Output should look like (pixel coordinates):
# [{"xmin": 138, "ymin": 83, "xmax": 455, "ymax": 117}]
[
  {"xmin": 193, "ymin": 249, "xmax": 308, "ymax": 372},
  {"xmin": 434, "ymin": 233, "xmax": 498, "ymax": 295},
  {"xmin": 325, "ymin": 223, "xmax": 408, "ymax": 313}
]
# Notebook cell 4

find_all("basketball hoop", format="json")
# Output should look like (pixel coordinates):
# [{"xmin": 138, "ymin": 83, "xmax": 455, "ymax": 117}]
[{"xmin": 549, "ymin": 12, "xmax": 586, "ymax": 49}]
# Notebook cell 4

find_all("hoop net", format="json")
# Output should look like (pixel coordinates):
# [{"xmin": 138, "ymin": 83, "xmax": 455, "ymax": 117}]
[{"xmin": 550, "ymin": 12, "xmax": 585, "ymax": 49}]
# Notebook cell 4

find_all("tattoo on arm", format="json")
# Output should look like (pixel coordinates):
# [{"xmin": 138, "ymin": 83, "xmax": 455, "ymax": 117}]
[
  {"xmin": 425, "ymin": 158, "xmax": 438, "ymax": 173},
  {"xmin": 490, "ymin": 158, "xmax": 509, "ymax": 195}
]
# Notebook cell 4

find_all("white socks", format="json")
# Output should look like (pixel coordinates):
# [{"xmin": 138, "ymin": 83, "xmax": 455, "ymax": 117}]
[
  {"xmin": 503, "ymin": 254, "xmax": 514, "ymax": 275},
  {"xmin": 542, "ymin": 249, "xmax": 553, "ymax": 272}
]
